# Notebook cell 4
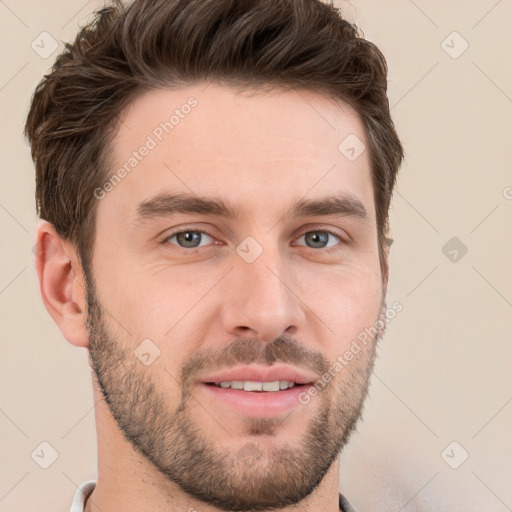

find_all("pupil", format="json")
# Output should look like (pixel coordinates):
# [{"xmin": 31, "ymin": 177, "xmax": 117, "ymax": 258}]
[
  {"xmin": 179, "ymin": 231, "xmax": 200, "ymax": 247},
  {"xmin": 307, "ymin": 232, "xmax": 327, "ymax": 248}
]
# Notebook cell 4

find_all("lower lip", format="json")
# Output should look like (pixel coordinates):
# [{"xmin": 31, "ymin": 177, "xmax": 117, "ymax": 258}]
[{"xmin": 198, "ymin": 383, "xmax": 310, "ymax": 418}]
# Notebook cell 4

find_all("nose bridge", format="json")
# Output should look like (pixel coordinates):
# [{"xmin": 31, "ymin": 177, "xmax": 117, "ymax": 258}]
[{"xmin": 222, "ymin": 237, "xmax": 304, "ymax": 342}]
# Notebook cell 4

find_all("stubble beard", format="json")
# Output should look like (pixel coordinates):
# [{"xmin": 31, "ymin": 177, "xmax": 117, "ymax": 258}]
[{"xmin": 85, "ymin": 274, "xmax": 386, "ymax": 511}]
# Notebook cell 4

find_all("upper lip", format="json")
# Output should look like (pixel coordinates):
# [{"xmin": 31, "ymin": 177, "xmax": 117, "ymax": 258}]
[{"xmin": 198, "ymin": 365, "xmax": 318, "ymax": 385}]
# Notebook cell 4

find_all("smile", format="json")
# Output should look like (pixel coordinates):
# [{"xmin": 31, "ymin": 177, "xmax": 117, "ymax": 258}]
[{"xmin": 211, "ymin": 380, "xmax": 297, "ymax": 391}]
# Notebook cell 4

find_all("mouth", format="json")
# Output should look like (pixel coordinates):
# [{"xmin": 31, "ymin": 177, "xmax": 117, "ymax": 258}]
[
  {"xmin": 205, "ymin": 380, "xmax": 305, "ymax": 392},
  {"xmin": 197, "ymin": 367, "xmax": 316, "ymax": 418},
  {"xmin": 199, "ymin": 381, "xmax": 311, "ymax": 418}
]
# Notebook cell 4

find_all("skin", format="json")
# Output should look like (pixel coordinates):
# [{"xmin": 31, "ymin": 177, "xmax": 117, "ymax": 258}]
[{"xmin": 35, "ymin": 82, "xmax": 389, "ymax": 512}]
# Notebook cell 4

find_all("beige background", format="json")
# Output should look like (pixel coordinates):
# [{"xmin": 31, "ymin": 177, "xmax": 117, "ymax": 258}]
[{"xmin": 1, "ymin": 1, "xmax": 511, "ymax": 511}]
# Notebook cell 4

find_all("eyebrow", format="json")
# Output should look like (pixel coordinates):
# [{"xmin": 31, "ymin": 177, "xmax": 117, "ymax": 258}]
[{"xmin": 133, "ymin": 192, "xmax": 369, "ymax": 224}]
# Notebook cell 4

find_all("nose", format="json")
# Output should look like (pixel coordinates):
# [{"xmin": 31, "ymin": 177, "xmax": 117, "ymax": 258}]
[{"xmin": 221, "ymin": 245, "xmax": 305, "ymax": 343}]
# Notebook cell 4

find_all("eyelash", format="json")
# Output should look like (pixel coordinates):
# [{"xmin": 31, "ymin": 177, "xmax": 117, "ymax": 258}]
[{"xmin": 160, "ymin": 226, "xmax": 347, "ymax": 254}]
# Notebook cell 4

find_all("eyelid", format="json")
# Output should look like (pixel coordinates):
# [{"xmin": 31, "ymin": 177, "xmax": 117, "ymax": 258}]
[
  {"xmin": 295, "ymin": 228, "xmax": 342, "ymax": 241},
  {"xmin": 292, "ymin": 223, "xmax": 349, "ymax": 244},
  {"xmin": 159, "ymin": 225, "xmax": 217, "ymax": 245}
]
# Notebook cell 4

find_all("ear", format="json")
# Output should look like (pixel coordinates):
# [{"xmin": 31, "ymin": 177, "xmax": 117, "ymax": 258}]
[{"xmin": 34, "ymin": 220, "xmax": 89, "ymax": 348}]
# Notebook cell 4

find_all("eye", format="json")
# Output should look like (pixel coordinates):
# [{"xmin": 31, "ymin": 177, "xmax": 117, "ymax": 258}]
[
  {"xmin": 294, "ymin": 229, "xmax": 344, "ymax": 252},
  {"xmin": 163, "ymin": 229, "xmax": 215, "ymax": 250},
  {"xmin": 160, "ymin": 227, "xmax": 346, "ymax": 253}
]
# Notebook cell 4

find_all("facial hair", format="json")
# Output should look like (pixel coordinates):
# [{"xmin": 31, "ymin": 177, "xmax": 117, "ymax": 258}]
[{"xmin": 85, "ymin": 273, "xmax": 387, "ymax": 511}]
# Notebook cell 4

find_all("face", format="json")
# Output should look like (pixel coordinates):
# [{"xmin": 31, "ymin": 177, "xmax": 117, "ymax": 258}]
[{"xmin": 86, "ymin": 83, "xmax": 387, "ymax": 511}]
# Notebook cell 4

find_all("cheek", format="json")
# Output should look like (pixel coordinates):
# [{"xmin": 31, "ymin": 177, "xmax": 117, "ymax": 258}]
[
  {"xmin": 96, "ymin": 263, "xmax": 217, "ymax": 352},
  {"xmin": 306, "ymin": 261, "xmax": 382, "ymax": 310},
  {"xmin": 303, "ymin": 265, "xmax": 383, "ymax": 349},
  {"xmin": 91, "ymin": 255, "xmax": 166, "ymax": 341}
]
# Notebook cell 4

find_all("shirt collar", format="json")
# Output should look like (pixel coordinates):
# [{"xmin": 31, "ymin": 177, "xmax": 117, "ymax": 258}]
[{"xmin": 339, "ymin": 492, "xmax": 358, "ymax": 512}]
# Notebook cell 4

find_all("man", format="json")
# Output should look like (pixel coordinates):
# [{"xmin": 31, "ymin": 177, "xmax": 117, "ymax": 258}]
[{"xmin": 25, "ymin": 0, "xmax": 404, "ymax": 511}]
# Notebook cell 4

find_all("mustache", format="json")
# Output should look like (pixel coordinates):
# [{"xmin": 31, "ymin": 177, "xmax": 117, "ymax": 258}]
[{"xmin": 180, "ymin": 336, "xmax": 331, "ymax": 385}]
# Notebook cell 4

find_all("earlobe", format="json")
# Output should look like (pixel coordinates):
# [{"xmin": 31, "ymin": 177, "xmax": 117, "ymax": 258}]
[{"xmin": 34, "ymin": 220, "xmax": 89, "ymax": 348}]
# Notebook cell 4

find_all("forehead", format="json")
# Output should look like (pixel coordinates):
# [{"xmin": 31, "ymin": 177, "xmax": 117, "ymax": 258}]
[{"xmin": 101, "ymin": 82, "xmax": 375, "ymax": 225}]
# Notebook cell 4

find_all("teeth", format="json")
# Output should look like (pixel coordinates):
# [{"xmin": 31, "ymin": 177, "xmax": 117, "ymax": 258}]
[
  {"xmin": 262, "ymin": 381, "xmax": 280, "ymax": 392},
  {"xmin": 215, "ymin": 380, "xmax": 296, "ymax": 391},
  {"xmin": 244, "ymin": 381, "xmax": 263, "ymax": 391}
]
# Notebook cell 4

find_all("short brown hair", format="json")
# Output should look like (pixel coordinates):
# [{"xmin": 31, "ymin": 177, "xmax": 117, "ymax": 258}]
[{"xmin": 25, "ymin": 0, "xmax": 404, "ymax": 275}]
